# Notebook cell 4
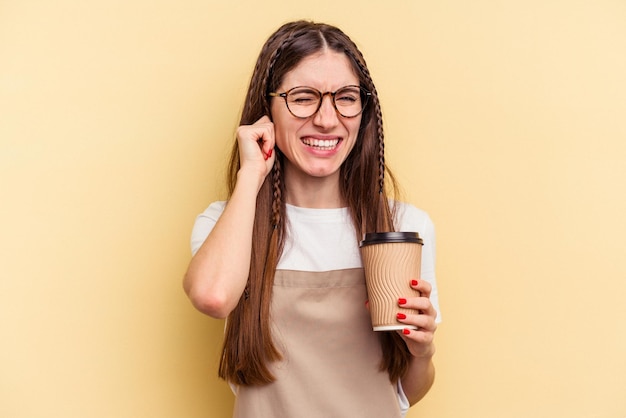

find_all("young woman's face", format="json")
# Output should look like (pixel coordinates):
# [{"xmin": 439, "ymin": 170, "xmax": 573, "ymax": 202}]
[{"xmin": 270, "ymin": 50, "xmax": 362, "ymax": 181}]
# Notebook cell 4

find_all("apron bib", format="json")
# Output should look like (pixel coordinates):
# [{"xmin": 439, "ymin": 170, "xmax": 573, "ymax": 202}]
[{"xmin": 233, "ymin": 268, "xmax": 402, "ymax": 418}]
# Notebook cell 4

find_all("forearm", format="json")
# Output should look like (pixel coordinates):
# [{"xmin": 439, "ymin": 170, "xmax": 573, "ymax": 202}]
[
  {"xmin": 183, "ymin": 169, "xmax": 265, "ymax": 318},
  {"xmin": 400, "ymin": 348, "xmax": 436, "ymax": 406}
]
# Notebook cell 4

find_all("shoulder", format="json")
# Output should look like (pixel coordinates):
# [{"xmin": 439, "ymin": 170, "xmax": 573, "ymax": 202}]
[
  {"xmin": 198, "ymin": 200, "xmax": 227, "ymax": 219},
  {"xmin": 392, "ymin": 201, "xmax": 434, "ymax": 234},
  {"xmin": 190, "ymin": 201, "xmax": 227, "ymax": 255}
]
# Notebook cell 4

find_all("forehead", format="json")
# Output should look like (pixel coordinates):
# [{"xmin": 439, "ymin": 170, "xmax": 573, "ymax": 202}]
[{"xmin": 279, "ymin": 50, "xmax": 359, "ymax": 90}]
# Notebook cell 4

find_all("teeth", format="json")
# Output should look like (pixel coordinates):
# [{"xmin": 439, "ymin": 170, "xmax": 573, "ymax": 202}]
[{"xmin": 302, "ymin": 138, "xmax": 340, "ymax": 149}]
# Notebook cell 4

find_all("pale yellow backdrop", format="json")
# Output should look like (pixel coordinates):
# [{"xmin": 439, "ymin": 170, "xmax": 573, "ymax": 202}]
[{"xmin": 1, "ymin": 1, "xmax": 625, "ymax": 417}]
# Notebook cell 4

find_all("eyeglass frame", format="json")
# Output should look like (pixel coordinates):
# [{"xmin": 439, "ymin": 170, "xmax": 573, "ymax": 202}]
[{"xmin": 268, "ymin": 85, "xmax": 372, "ymax": 119}]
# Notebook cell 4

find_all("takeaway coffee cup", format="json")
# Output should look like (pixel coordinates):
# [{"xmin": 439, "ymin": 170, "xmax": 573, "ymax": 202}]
[{"xmin": 359, "ymin": 232, "xmax": 423, "ymax": 331}]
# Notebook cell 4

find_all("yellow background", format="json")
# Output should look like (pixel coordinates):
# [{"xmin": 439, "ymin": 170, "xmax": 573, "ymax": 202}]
[{"xmin": 2, "ymin": 1, "xmax": 625, "ymax": 417}]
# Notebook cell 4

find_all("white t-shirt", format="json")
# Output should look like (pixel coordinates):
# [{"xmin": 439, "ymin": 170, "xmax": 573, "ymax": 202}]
[{"xmin": 192, "ymin": 201, "xmax": 440, "ymax": 317}]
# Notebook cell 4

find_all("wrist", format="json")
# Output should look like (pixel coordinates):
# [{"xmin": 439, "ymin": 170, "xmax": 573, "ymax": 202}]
[
  {"xmin": 236, "ymin": 165, "xmax": 268, "ymax": 193},
  {"xmin": 410, "ymin": 342, "xmax": 436, "ymax": 360}
]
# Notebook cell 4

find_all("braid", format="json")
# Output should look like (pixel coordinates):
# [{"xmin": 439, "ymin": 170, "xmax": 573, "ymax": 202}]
[
  {"xmin": 375, "ymin": 100, "xmax": 385, "ymax": 195},
  {"xmin": 343, "ymin": 47, "xmax": 392, "ymax": 232},
  {"xmin": 260, "ymin": 47, "xmax": 281, "ymax": 116},
  {"xmin": 241, "ymin": 23, "xmax": 304, "ymax": 123},
  {"xmin": 261, "ymin": 27, "xmax": 307, "ymax": 114},
  {"xmin": 271, "ymin": 154, "xmax": 283, "ymax": 228},
  {"xmin": 349, "ymin": 49, "xmax": 385, "ymax": 194}
]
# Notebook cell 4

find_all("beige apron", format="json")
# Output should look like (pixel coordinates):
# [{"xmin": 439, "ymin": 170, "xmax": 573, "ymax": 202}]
[{"xmin": 233, "ymin": 268, "xmax": 402, "ymax": 418}]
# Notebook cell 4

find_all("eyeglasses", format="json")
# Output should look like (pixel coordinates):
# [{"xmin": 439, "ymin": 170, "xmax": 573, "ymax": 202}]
[{"xmin": 269, "ymin": 85, "xmax": 371, "ymax": 119}]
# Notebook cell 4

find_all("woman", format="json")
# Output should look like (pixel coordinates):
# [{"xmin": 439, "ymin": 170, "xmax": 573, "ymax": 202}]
[{"xmin": 184, "ymin": 20, "xmax": 440, "ymax": 417}]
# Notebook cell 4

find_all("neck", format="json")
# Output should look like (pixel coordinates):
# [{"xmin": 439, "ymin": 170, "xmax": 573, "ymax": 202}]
[{"xmin": 283, "ymin": 170, "xmax": 344, "ymax": 209}]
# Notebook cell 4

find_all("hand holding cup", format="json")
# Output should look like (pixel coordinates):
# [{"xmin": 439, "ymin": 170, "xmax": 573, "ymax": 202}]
[{"xmin": 360, "ymin": 232, "xmax": 424, "ymax": 331}]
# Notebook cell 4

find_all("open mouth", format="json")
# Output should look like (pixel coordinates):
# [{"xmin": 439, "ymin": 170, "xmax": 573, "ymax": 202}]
[{"xmin": 301, "ymin": 137, "xmax": 341, "ymax": 151}]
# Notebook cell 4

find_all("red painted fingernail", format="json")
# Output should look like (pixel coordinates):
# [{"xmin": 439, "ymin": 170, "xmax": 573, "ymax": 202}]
[
  {"xmin": 397, "ymin": 313, "xmax": 406, "ymax": 320},
  {"xmin": 267, "ymin": 148, "xmax": 273, "ymax": 158},
  {"xmin": 411, "ymin": 279, "xmax": 418, "ymax": 286},
  {"xmin": 398, "ymin": 298, "xmax": 407, "ymax": 305},
  {"xmin": 402, "ymin": 328, "xmax": 411, "ymax": 335}
]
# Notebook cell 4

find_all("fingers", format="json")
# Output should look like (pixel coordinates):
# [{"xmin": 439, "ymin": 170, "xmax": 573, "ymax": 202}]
[
  {"xmin": 396, "ymin": 278, "xmax": 437, "ymax": 336},
  {"xmin": 395, "ymin": 309, "xmax": 437, "ymax": 334},
  {"xmin": 411, "ymin": 278, "xmax": 432, "ymax": 298},
  {"xmin": 255, "ymin": 116, "xmax": 276, "ymax": 160},
  {"xmin": 399, "ymin": 279, "xmax": 437, "ymax": 319},
  {"xmin": 396, "ymin": 326, "xmax": 436, "ymax": 358},
  {"xmin": 236, "ymin": 116, "xmax": 276, "ymax": 165},
  {"xmin": 396, "ymin": 280, "xmax": 437, "ymax": 357}
]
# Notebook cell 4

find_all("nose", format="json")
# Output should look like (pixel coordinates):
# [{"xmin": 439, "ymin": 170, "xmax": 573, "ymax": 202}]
[{"xmin": 312, "ymin": 94, "xmax": 339, "ymax": 129}]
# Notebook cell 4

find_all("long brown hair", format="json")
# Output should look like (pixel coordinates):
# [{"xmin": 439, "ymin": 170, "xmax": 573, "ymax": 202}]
[{"xmin": 219, "ymin": 20, "xmax": 412, "ymax": 386}]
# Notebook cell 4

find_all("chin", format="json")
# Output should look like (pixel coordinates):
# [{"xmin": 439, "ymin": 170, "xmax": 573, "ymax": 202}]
[{"xmin": 305, "ymin": 166, "xmax": 342, "ymax": 178}]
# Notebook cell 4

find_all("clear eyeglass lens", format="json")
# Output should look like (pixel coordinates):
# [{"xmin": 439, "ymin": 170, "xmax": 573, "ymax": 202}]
[{"xmin": 286, "ymin": 86, "xmax": 364, "ymax": 118}]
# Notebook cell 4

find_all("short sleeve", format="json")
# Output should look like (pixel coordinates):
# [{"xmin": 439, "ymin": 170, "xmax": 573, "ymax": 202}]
[{"xmin": 190, "ymin": 201, "xmax": 227, "ymax": 256}]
